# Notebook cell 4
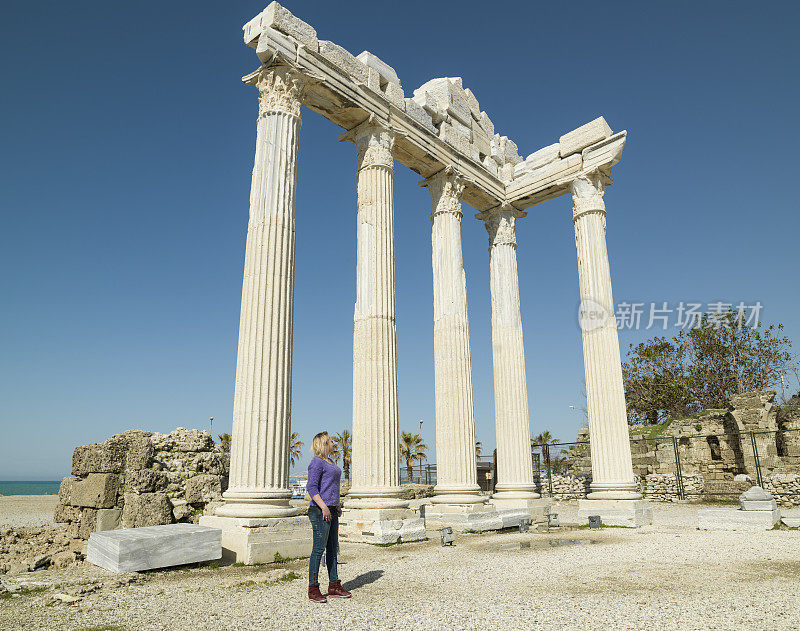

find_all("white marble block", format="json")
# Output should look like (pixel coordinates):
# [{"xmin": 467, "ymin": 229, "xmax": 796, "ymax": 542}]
[
  {"xmin": 559, "ymin": 116, "xmax": 612, "ymax": 157},
  {"xmin": 199, "ymin": 515, "xmax": 311, "ymax": 564},
  {"xmin": 577, "ymin": 499, "xmax": 653, "ymax": 527},
  {"xmin": 698, "ymin": 508, "xmax": 780, "ymax": 532},
  {"xmin": 86, "ymin": 524, "xmax": 221, "ymax": 573}
]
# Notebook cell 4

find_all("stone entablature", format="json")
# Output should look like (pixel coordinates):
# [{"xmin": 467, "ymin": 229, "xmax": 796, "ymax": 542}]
[{"xmin": 241, "ymin": 2, "xmax": 626, "ymax": 214}]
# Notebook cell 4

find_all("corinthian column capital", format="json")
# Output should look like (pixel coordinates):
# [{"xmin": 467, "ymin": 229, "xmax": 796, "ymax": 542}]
[
  {"xmin": 243, "ymin": 64, "xmax": 305, "ymax": 118},
  {"xmin": 338, "ymin": 118, "xmax": 395, "ymax": 171},
  {"xmin": 476, "ymin": 204, "xmax": 527, "ymax": 249},
  {"xmin": 420, "ymin": 166, "xmax": 465, "ymax": 221},
  {"xmin": 570, "ymin": 170, "xmax": 611, "ymax": 221}
]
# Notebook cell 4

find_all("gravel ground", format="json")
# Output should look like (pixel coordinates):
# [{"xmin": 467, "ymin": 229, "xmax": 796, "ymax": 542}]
[
  {"xmin": 0, "ymin": 496, "xmax": 59, "ymax": 528},
  {"xmin": 2, "ymin": 502, "xmax": 799, "ymax": 631}
]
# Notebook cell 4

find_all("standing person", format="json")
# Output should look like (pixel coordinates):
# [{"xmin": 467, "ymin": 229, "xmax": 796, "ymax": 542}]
[{"xmin": 306, "ymin": 431, "xmax": 351, "ymax": 603}]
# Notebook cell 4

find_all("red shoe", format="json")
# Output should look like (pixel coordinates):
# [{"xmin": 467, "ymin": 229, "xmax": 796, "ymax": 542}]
[
  {"xmin": 308, "ymin": 584, "xmax": 327, "ymax": 603},
  {"xmin": 327, "ymin": 580, "xmax": 352, "ymax": 598}
]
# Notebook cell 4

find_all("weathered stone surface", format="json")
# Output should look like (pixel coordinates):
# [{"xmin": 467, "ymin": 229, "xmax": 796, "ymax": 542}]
[
  {"xmin": 58, "ymin": 477, "xmax": 77, "ymax": 503},
  {"xmin": 51, "ymin": 550, "xmax": 76, "ymax": 569},
  {"xmin": 87, "ymin": 524, "xmax": 222, "ymax": 573},
  {"xmin": 414, "ymin": 78, "xmax": 472, "ymax": 127},
  {"xmin": 559, "ymin": 116, "xmax": 612, "ymax": 157},
  {"xmin": 53, "ymin": 503, "xmax": 80, "ymax": 524},
  {"xmin": 67, "ymin": 474, "xmax": 120, "ymax": 509},
  {"xmin": 404, "ymin": 98, "xmax": 437, "ymax": 134},
  {"xmin": 524, "ymin": 143, "xmax": 560, "ymax": 170},
  {"xmin": 199, "ymin": 516, "xmax": 311, "ymax": 564},
  {"xmin": 72, "ymin": 440, "xmax": 128, "ymax": 476},
  {"xmin": 125, "ymin": 469, "xmax": 169, "ymax": 494},
  {"xmin": 318, "ymin": 40, "xmax": 368, "ymax": 84},
  {"xmin": 356, "ymin": 51, "xmax": 399, "ymax": 84},
  {"xmin": 96, "ymin": 508, "xmax": 122, "ymax": 532},
  {"xmin": 122, "ymin": 493, "xmax": 173, "ymax": 529},
  {"xmin": 185, "ymin": 475, "xmax": 223, "ymax": 504},
  {"xmin": 244, "ymin": 2, "xmax": 317, "ymax": 50},
  {"xmin": 151, "ymin": 428, "xmax": 214, "ymax": 453}
]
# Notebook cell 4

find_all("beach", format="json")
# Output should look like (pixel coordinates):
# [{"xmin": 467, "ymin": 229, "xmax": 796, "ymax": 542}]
[{"xmin": 0, "ymin": 495, "xmax": 59, "ymax": 528}]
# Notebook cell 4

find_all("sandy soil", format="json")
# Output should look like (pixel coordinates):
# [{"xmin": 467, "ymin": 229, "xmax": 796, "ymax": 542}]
[
  {"xmin": 1, "ymin": 502, "xmax": 799, "ymax": 631},
  {"xmin": 0, "ymin": 495, "xmax": 59, "ymax": 528}
]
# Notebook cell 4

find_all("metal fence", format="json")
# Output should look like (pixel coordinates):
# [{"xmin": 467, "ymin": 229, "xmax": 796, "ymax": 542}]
[{"xmin": 396, "ymin": 428, "xmax": 800, "ymax": 505}]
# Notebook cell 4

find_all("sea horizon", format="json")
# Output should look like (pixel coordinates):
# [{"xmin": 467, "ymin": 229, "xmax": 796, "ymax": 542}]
[{"xmin": 0, "ymin": 480, "xmax": 61, "ymax": 496}]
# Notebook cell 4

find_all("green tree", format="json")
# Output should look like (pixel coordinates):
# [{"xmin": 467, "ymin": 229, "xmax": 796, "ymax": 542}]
[
  {"xmin": 475, "ymin": 440, "xmax": 482, "ymax": 457},
  {"xmin": 217, "ymin": 433, "xmax": 231, "ymax": 452},
  {"xmin": 399, "ymin": 431, "xmax": 427, "ymax": 484},
  {"xmin": 330, "ymin": 430, "xmax": 352, "ymax": 485},
  {"xmin": 289, "ymin": 432, "xmax": 303, "ymax": 468},
  {"xmin": 623, "ymin": 312, "xmax": 794, "ymax": 424}
]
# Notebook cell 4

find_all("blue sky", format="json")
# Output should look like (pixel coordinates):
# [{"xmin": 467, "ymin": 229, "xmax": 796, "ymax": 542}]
[{"xmin": 1, "ymin": 1, "xmax": 798, "ymax": 480}]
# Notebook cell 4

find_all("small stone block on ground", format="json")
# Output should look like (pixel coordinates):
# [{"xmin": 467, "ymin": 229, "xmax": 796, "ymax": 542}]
[
  {"xmin": 86, "ymin": 524, "xmax": 221, "ymax": 573},
  {"xmin": 199, "ymin": 515, "xmax": 311, "ymax": 564},
  {"xmin": 577, "ymin": 499, "xmax": 653, "ymax": 527},
  {"xmin": 698, "ymin": 508, "xmax": 781, "ymax": 531}
]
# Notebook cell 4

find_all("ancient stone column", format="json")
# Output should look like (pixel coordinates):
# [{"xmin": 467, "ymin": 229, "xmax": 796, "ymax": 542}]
[
  {"xmin": 340, "ymin": 120, "xmax": 406, "ymax": 509},
  {"xmin": 476, "ymin": 205, "xmax": 539, "ymax": 505},
  {"xmin": 571, "ymin": 171, "xmax": 640, "ymax": 500},
  {"xmin": 422, "ymin": 167, "xmax": 484, "ymax": 505},
  {"xmin": 216, "ymin": 65, "xmax": 305, "ymax": 518}
]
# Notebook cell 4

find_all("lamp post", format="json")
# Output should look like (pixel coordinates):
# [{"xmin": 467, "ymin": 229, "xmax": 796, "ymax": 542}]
[{"xmin": 419, "ymin": 419, "xmax": 424, "ymax": 484}]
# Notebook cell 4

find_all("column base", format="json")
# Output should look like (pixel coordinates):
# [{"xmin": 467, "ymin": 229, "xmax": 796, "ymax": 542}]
[
  {"xmin": 344, "ymin": 496, "xmax": 410, "ymax": 510},
  {"xmin": 423, "ymin": 503, "xmax": 533, "ymax": 532},
  {"xmin": 216, "ymin": 490, "xmax": 299, "ymax": 518},
  {"xmin": 339, "ymin": 507, "xmax": 425, "ymax": 545},
  {"xmin": 199, "ymin": 515, "xmax": 311, "ymax": 564},
  {"xmin": 577, "ymin": 499, "xmax": 653, "ymax": 528},
  {"xmin": 489, "ymin": 498, "xmax": 551, "ymax": 523}
]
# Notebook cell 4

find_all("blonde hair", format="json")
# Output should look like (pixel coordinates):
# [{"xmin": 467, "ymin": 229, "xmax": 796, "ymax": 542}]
[{"xmin": 311, "ymin": 431, "xmax": 330, "ymax": 458}]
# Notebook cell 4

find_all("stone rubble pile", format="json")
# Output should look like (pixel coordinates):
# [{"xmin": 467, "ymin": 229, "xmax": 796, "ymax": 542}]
[
  {"xmin": 54, "ymin": 428, "xmax": 229, "ymax": 541},
  {"xmin": 643, "ymin": 473, "xmax": 705, "ymax": 502},
  {"xmin": 0, "ymin": 526, "xmax": 80, "ymax": 575},
  {"xmin": 764, "ymin": 473, "xmax": 800, "ymax": 507}
]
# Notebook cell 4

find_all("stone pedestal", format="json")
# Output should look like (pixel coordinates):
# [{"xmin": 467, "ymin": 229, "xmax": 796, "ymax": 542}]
[
  {"xmin": 577, "ymin": 499, "xmax": 653, "ymax": 527},
  {"xmin": 489, "ymin": 497, "xmax": 551, "ymax": 523},
  {"xmin": 424, "ymin": 503, "xmax": 533, "ymax": 532},
  {"xmin": 339, "ymin": 507, "xmax": 425, "ymax": 545},
  {"xmin": 199, "ymin": 515, "xmax": 311, "ymax": 564},
  {"xmin": 697, "ymin": 508, "xmax": 780, "ymax": 532}
]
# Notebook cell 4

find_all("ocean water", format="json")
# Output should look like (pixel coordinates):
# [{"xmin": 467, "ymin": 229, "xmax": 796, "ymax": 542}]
[{"xmin": 0, "ymin": 481, "xmax": 61, "ymax": 496}]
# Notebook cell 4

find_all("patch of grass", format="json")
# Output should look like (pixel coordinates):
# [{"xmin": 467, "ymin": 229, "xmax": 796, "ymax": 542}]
[
  {"xmin": 232, "ymin": 561, "xmax": 245, "ymax": 567},
  {"xmin": 206, "ymin": 561, "xmax": 219, "ymax": 570},
  {"xmin": 1, "ymin": 586, "xmax": 48, "ymax": 599},
  {"xmin": 278, "ymin": 571, "xmax": 300, "ymax": 582}
]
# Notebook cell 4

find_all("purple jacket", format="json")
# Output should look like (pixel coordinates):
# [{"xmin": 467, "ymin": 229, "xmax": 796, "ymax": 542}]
[{"xmin": 307, "ymin": 456, "xmax": 341, "ymax": 507}]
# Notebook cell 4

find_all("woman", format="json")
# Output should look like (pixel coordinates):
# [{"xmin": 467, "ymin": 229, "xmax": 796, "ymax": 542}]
[{"xmin": 306, "ymin": 431, "xmax": 351, "ymax": 603}]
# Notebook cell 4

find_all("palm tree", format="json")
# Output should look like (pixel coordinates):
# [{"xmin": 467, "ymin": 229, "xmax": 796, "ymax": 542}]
[
  {"xmin": 331, "ymin": 430, "xmax": 352, "ymax": 485},
  {"xmin": 399, "ymin": 431, "xmax": 427, "ymax": 484},
  {"xmin": 289, "ymin": 432, "xmax": 303, "ymax": 468},
  {"xmin": 475, "ymin": 440, "xmax": 483, "ymax": 457},
  {"xmin": 531, "ymin": 431, "xmax": 558, "ymax": 447}
]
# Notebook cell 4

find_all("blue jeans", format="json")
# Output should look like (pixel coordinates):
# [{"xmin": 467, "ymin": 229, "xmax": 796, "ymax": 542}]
[{"xmin": 308, "ymin": 505, "xmax": 339, "ymax": 586}]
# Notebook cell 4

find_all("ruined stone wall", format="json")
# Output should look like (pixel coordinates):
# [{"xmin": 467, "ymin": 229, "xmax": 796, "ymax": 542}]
[{"xmin": 54, "ymin": 429, "xmax": 229, "ymax": 540}]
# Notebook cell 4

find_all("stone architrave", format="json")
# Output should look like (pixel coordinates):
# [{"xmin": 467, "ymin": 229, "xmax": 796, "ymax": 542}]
[
  {"xmin": 337, "ymin": 119, "xmax": 407, "ymax": 510},
  {"xmin": 421, "ymin": 167, "xmax": 485, "ymax": 508},
  {"xmin": 475, "ymin": 205, "xmax": 541, "ymax": 510}
]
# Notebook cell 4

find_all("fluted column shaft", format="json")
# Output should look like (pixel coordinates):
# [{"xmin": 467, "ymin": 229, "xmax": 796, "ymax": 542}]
[
  {"xmin": 342, "ymin": 121, "xmax": 406, "ymax": 508},
  {"xmin": 422, "ymin": 167, "xmax": 483, "ymax": 504},
  {"xmin": 476, "ymin": 207, "xmax": 538, "ymax": 500},
  {"xmin": 571, "ymin": 172, "xmax": 640, "ymax": 500},
  {"xmin": 218, "ymin": 65, "xmax": 304, "ymax": 518}
]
